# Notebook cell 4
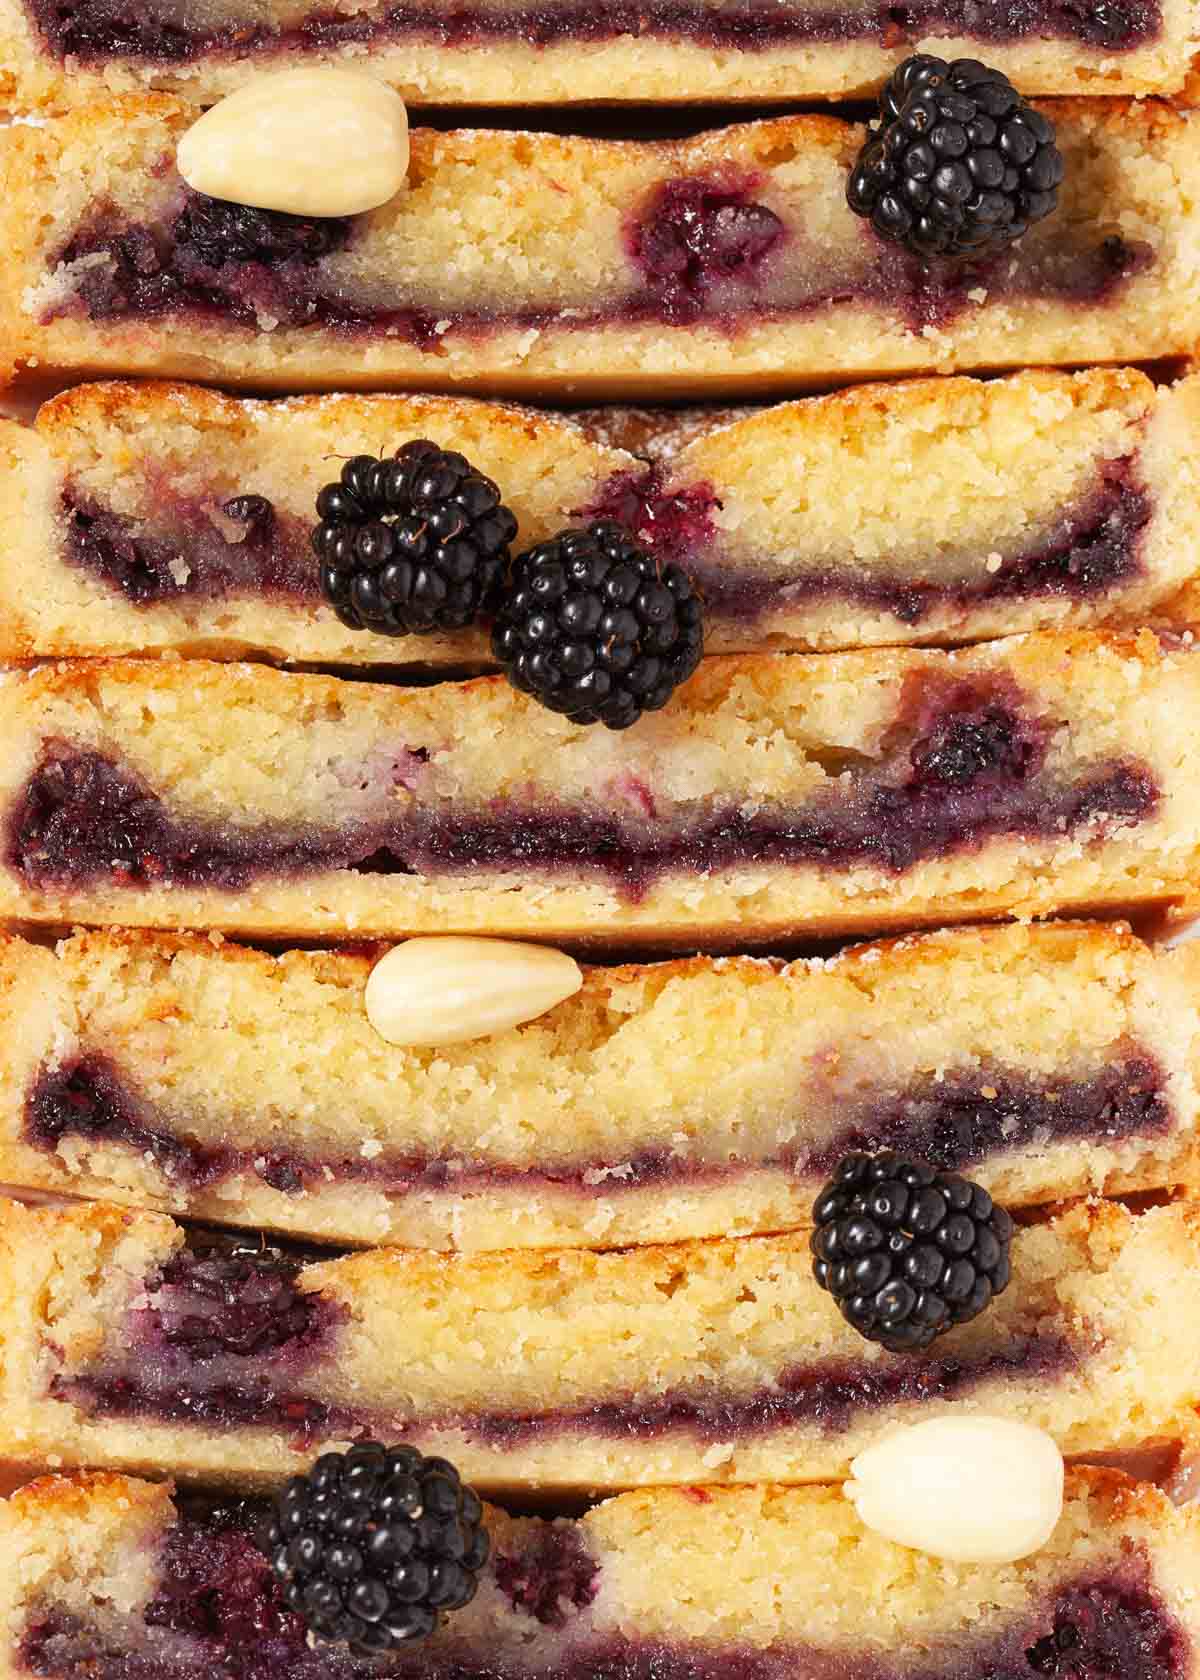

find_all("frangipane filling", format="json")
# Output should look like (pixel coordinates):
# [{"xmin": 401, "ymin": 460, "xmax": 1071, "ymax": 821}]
[
  {"xmin": 4, "ymin": 677, "xmax": 1160, "ymax": 899},
  {"xmin": 47, "ymin": 1233, "xmax": 1077, "ymax": 1445},
  {"xmin": 15, "ymin": 1498, "xmax": 1189, "ymax": 1680},
  {"xmin": 59, "ymin": 451, "xmax": 1152, "ymax": 630},
  {"xmin": 23, "ymin": 1049, "xmax": 1171, "ymax": 1197},
  {"xmin": 44, "ymin": 176, "xmax": 1155, "ymax": 343}
]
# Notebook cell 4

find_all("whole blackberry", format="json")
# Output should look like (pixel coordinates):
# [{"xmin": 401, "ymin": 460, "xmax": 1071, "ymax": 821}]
[
  {"xmin": 313, "ymin": 440, "xmax": 517, "ymax": 636},
  {"xmin": 266, "ymin": 1442, "xmax": 489, "ymax": 1650},
  {"xmin": 491, "ymin": 520, "xmax": 704, "ymax": 730},
  {"xmin": 811, "ymin": 1153, "xmax": 1013, "ymax": 1352},
  {"xmin": 847, "ymin": 56, "xmax": 1064, "ymax": 257}
]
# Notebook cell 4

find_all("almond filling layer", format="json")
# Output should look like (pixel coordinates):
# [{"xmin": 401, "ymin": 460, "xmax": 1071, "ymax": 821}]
[
  {"xmin": 58, "ymin": 453, "xmax": 1152, "ymax": 629},
  {"xmin": 48, "ymin": 1231, "xmax": 1079, "ymax": 1444},
  {"xmin": 44, "ymin": 178, "xmax": 1156, "ymax": 344},
  {"xmin": 22, "ymin": 0, "xmax": 1162, "ymax": 64},
  {"xmin": 3, "ymin": 676, "xmax": 1161, "ymax": 900},
  {"xmin": 16, "ymin": 1501, "xmax": 1188, "ymax": 1680},
  {"xmin": 22, "ymin": 1050, "xmax": 1171, "ymax": 1198}
]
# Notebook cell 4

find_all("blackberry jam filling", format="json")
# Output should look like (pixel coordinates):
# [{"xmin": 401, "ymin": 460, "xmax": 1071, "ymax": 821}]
[
  {"xmin": 23, "ymin": 0, "xmax": 1161, "ymax": 64},
  {"xmin": 3, "ymin": 681, "xmax": 1160, "ymax": 899},
  {"xmin": 49, "ymin": 1233, "xmax": 348, "ymax": 1440},
  {"xmin": 64, "ymin": 491, "xmax": 314, "ymax": 604},
  {"xmin": 23, "ymin": 1051, "xmax": 1171, "ymax": 1200},
  {"xmin": 45, "ymin": 172, "xmax": 1156, "ymax": 342},
  {"xmin": 60, "ymin": 453, "xmax": 1149, "ymax": 627}
]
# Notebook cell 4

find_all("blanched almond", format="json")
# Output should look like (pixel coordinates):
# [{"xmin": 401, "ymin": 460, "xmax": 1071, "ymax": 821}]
[
  {"xmin": 846, "ymin": 1415, "xmax": 1064, "ymax": 1564},
  {"xmin": 177, "ymin": 69, "xmax": 409, "ymax": 218},
  {"xmin": 365, "ymin": 937, "xmax": 583, "ymax": 1047}
]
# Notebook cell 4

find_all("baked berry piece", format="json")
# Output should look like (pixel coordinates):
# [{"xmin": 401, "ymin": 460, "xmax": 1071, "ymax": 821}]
[
  {"xmin": 4, "ymin": 98, "xmax": 1196, "ymax": 398},
  {"xmin": 5, "ymin": 1195, "xmax": 1200, "ymax": 1492},
  {"xmin": 313, "ymin": 442, "xmax": 517, "ymax": 636},
  {"xmin": 812, "ymin": 1154, "xmax": 1013, "ymax": 1351},
  {"xmin": 492, "ymin": 521, "xmax": 704, "ymax": 729},
  {"xmin": 3, "ymin": 1469, "xmax": 1198, "ymax": 1680},
  {"xmin": 848, "ymin": 56, "xmax": 1065, "ymax": 256},
  {"xmin": 268, "ymin": 1444, "xmax": 489, "ymax": 1647}
]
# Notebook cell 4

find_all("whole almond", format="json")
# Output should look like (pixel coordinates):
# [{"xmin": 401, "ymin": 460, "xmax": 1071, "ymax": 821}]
[
  {"xmin": 365, "ymin": 937, "xmax": 583, "ymax": 1047},
  {"xmin": 177, "ymin": 69, "xmax": 410, "ymax": 218},
  {"xmin": 846, "ymin": 1415, "xmax": 1064, "ymax": 1564}
]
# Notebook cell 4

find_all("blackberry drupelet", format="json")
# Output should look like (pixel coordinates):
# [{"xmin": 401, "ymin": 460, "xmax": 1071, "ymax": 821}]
[
  {"xmin": 847, "ymin": 56, "xmax": 1064, "ymax": 258},
  {"xmin": 491, "ymin": 520, "xmax": 704, "ymax": 730},
  {"xmin": 313, "ymin": 440, "xmax": 517, "ymax": 636},
  {"xmin": 265, "ymin": 1442, "xmax": 489, "ymax": 1649},
  {"xmin": 811, "ymin": 1153, "xmax": 1013, "ymax": 1352}
]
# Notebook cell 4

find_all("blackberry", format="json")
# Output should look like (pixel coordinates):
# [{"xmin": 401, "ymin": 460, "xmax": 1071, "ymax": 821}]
[
  {"xmin": 811, "ymin": 1153, "xmax": 1013, "ymax": 1352},
  {"xmin": 174, "ymin": 192, "xmax": 347, "ymax": 266},
  {"xmin": 313, "ymin": 440, "xmax": 517, "ymax": 636},
  {"xmin": 491, "ymin": 520, "xmax": 704, "ymax": 730},
  {"xmin": 265, "ymin": 1442, "xmax": 489, "ymax": 1650},
  {"xmin": 847, "ymin": 56, "xmax": 1064, "ymax": 258}
]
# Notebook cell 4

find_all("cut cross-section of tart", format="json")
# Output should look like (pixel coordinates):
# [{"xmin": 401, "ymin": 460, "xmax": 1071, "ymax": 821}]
[
  {"xmin": 0, "ymin": 1196, "xmax": 1197, "ymax": 1492},
  {"xmin": 2, "ymin": 1468, "xmax": 1199, "ymax": 1680},
  {"xmin": 1, "ymin": 921, "xmax": 1198, "ymax": 1252},
  {"xmin": 3, "ymin": 370, "xmax": 1198, "ymax": 666},
  {"xmin": 1, "ymin": 0, "xmax": 1195, "ymax": 108},
  {"xmin": 1, "ymin": 635, "xmax": 1199, "ymax": 944},
  {"xmin": 1, "ymin": 99, "xmax": 1196, "ymax": 399}
]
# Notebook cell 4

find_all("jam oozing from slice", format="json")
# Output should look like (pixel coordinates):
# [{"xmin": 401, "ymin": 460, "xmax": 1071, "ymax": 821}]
[
  {"xmin": 3, "ymin": 675, "xmax": 1160, "ymax": 901},
  {"xmin": 22, "ymin": 0, "xmax": 1162, "ymax": 66},
  {"xmin": 45, "ymin": 171, "xmax": 1156, "ymax": 343},
  {"xmin": 23, "ymin": 1051, "xmax": 1171, "ymax": 1201}
]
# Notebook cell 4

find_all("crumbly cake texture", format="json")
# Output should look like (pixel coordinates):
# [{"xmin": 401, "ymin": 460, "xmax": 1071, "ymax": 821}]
[
  {"xmin": 0, "ymin": 99, "xmax": 1197, "ymax": 398},
  {"xmin": 0, "ymin": 0, "xmax": 1195, "ymax": 108},
  {"xmin": 2, "ymin": 370, "xmax": 1198, "ymax": 664},
  {"xmin": 2, "ymin": 634, "xmax": 1200, "ymax": 945},
  {"xmin": 1, "ymin": 922, "xmax": 1198, "ymax": 1252},
  {"xmin": 0, "ymin": 1196, "xmax": 1197, "ymax": 1492},
  {"xmin": 1, "ymin": 1470, "xmax": 1198, "ymax": 1680}
]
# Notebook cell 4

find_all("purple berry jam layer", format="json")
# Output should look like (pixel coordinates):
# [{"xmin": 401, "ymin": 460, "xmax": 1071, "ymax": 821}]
[
  {"xmin": 3, "ymin": 676, "xmax": 1160, "ymax": 901},
  {"xmin": 22, "ymin": 1049, "xmax": 1171, "ymax": 1200},
  {"xmin": 58, "ymin": 452, "xmax": 1153, "ymax": 630},
  {"xmin": 13, "ymin": 1487, "xmax": 1192, "ymax": 1680},
  {"xmin": 19, "ymin": 0, "xmax": 1164, "ymax": 64},
  {"xmin": 47, "ymin": 179, "xmax": 1156, "ymax": 344},
  {"xmin": 41, "ymin": 1222, "xmax": 1072, "ymax": 1448}
]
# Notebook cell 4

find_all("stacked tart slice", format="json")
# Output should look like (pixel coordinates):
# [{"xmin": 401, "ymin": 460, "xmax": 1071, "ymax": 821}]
[{"xmin": 0, "ymin": 10, "xmax": 1199, "ymax": 1680}]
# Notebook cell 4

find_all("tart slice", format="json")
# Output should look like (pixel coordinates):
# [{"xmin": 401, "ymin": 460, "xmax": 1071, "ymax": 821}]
[
  {"xmin": 1, "ymin": 635, "xmax": 1199, "ymax": 945},
  {"xmin": 1, "ymin": 921, "xmax": 1197, "ymax": 1252},
  {"xmin": 0, "ymin": 1196, "xmax": 1197, "ymax": 1493},
  {"xmin": 2, "ymin": 0, "xmax": 1195, "ymax": 108},
  {"xmin": 2, "ymin": 1469, "xmax": 1198, "ymax": 1680},
  {"xmin": 3, "ymin": 370, "xmax": 1198, "ymax": 666},
  {"xmin": 1, "ymin": 99, "xmax": 1196, "ymax": 399}
]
